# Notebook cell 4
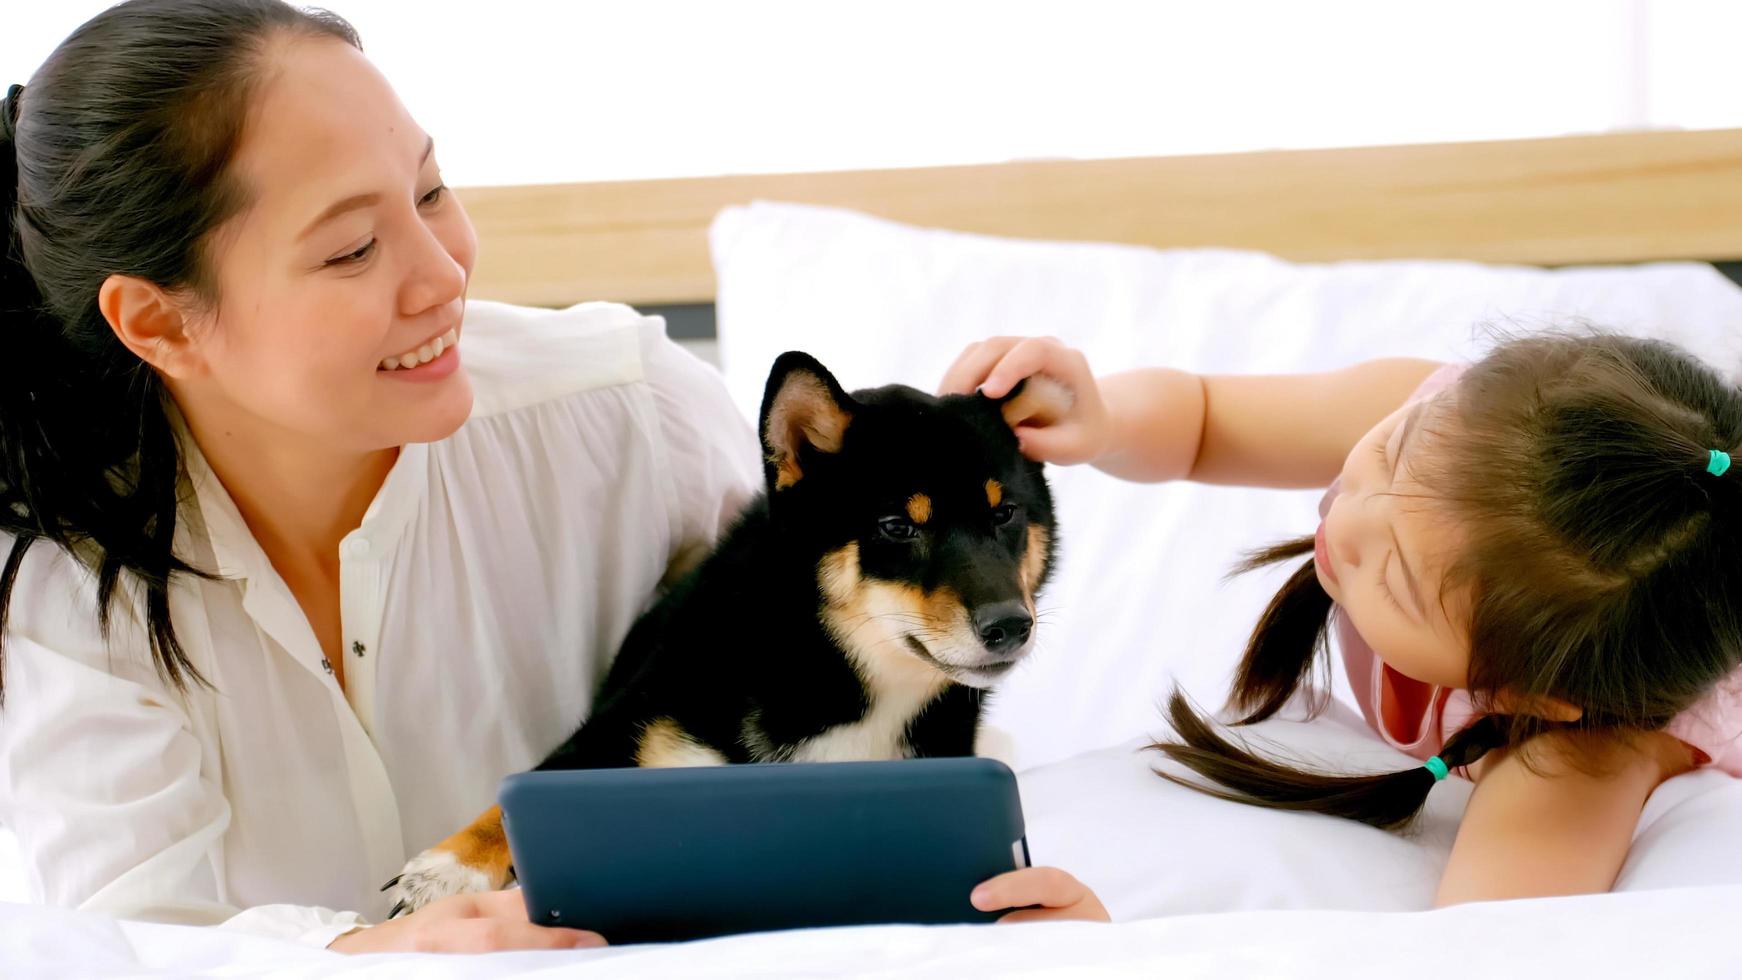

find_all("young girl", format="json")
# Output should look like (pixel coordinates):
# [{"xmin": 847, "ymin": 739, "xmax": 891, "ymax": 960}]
[{"xmin": 953, "ymin": 330, "xmax": 1742, "ymax": 922}]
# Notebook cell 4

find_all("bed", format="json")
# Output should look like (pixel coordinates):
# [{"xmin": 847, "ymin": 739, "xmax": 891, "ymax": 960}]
[{"xmin": 9, "ymin": 130, "xmax": 1742, "ymax": 977}]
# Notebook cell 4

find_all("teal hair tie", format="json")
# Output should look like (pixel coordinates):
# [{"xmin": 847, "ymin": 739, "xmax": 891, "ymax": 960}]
[
  {"xmin": 1423, "ymin": 756, "xmax": 1450, "ymax": 781},
  {"xmin": 1708, "ymin": 450, "xmax": 1732, "ymax": 477}
]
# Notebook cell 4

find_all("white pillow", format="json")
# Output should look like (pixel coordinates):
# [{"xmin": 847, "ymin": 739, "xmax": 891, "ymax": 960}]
[
  {"xmin": 1018, "ymin": 705, "xmax": 1742, "ymax": 919},
  {"xmin": 1021, "ymin": 707, "xmax": 1468, "ymax": 919},
  {"xmin": 710, "ymin": 201, "xmax": 1742, "ymax": 771},
  {"xmin": 0, "ymin": 827, "xmax": 22, "ymax": 904}
]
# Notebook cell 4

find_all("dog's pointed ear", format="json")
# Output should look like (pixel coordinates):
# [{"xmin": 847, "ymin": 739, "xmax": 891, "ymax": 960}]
[
  {"xmin": 994, "ymin": 375, "xmax": 1074, "ymax": 431},
  {"xmin": 760, "ymin": 352, "xmax": 855, "ymax": 491}
]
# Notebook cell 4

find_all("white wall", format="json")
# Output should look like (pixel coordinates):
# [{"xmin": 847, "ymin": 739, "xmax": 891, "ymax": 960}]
[{"xmin": 6, "ymin": 1, "xmax": 1741, "ymax": 188}]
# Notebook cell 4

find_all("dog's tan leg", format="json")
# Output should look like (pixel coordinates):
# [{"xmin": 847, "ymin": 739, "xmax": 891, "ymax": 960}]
[
  {"xmin": 383, "ymin": 805, "xmax": 513, "ymax": 918},
  {"xmin": 636, "ymin": 717, "xmax": 730, "ymax": 768},
  {"xmin": 383, "ymin": 720, "xmax": 728, "ymax": 918}
]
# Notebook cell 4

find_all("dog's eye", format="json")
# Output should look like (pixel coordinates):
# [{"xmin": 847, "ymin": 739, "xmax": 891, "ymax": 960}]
[
  {"xmin": 991, "ymin": 503, "xmax": 1018, "ymax": 527},
  {"xmin": 878, "ymin": 517, "xmax": 920, "ymax": 541}
]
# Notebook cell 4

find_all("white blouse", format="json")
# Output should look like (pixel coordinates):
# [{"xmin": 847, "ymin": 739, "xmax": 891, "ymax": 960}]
[{"xmin": 0, "ymin": 301, "xmax": 761, "ymax": 947}]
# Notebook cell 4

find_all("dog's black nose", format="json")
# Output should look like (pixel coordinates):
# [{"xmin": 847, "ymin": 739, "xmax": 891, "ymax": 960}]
[{"xmin": 973, "ymin": 601, "xmax": 1033, "ymax": 655}]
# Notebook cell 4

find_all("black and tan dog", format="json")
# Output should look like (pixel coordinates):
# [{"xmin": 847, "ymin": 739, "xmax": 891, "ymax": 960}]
[{"xmin": 385, "ymin": 352, "xmax": 1062, "ymax": 915}]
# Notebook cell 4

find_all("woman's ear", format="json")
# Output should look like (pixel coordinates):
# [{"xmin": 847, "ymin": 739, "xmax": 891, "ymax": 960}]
[
  {"xmin": 98, "ymin": 273, "xmax": 205, "ymax": 379},
  {"xmin": 1492, "ymin": 688, "xmax": 1584, "ymax": 723},
  {"xmin": 997, "ymin": 375, "xmax": 1074, "ymax": 431}
]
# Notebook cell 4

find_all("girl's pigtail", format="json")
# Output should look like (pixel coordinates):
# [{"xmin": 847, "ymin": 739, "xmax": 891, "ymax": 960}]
[
  {"xmin": 1225, "ymin": 537, "xmax": 1335, "ymax": 724},
  {"xmin": 1152, "ymin": 699, "xmax": 1512, "ymax": 831}
]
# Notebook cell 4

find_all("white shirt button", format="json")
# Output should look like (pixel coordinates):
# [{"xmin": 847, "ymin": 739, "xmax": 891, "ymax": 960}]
[{"xmin": 343, "ymin": 538, "xmax": 371, "ymax": 559}]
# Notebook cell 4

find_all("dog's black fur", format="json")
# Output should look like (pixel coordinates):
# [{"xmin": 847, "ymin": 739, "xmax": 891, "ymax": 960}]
[{"xmin": 537, "ymin": 351, "xmax": 1058, "ymax": 769}]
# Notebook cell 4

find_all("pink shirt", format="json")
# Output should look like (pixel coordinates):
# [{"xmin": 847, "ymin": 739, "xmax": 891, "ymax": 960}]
[{"xmin": 1326, "ymin": 365, "xmax": 1742, "ymax": 776}]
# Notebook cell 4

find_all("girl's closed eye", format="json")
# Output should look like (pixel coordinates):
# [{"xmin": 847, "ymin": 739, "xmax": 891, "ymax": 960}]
[{"xmin": 1378, "ymin": 561, "xmax": 1406, "ymax": 612}]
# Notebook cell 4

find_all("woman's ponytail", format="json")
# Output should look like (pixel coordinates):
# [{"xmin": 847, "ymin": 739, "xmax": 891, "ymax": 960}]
[
  {"xmin": 0, "ymin": 79, "xmax": 207, "ymax": 701},
  {"xmin": 0, "ymin": 83, "xmax": 58, "ymax": 648}
]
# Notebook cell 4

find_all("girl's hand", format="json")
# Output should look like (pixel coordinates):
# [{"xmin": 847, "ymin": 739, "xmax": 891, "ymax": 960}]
[
  {"xmin": 937, "ymin": 336, "xmax": 1112, "ymax": 465},
  {"xmin": 971, "ymin": 867, "xmax": 1111, "ymax": 924},
  {"xmin": 328, "ymin": 889, "xmax": 607, "ymax": 954}
]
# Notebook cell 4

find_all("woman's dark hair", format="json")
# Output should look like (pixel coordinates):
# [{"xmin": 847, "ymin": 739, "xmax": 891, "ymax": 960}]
[
  {"xmin": 1153, "ymin": 333, "xmax": 1742, "ymax": 829},
  {"xmin": 0, "ymin": 0, "xmax": 360, "ymax": 701}
]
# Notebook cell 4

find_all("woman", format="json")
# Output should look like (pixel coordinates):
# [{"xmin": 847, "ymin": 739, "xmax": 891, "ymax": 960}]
[{"xmin": 0, "ymin": 0, "xmax": 757, "ymax": 953}]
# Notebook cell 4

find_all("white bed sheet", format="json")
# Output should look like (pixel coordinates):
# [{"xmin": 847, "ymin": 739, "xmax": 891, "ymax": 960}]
[
  {"xmin": 0, "ymin": 826, "xmax": 22, "ymax": 905},
  {"xmin": 7, "ymin": 711, "xmax": 1742, "ymax": 976},
  {"xmin": 5, "ymin": 891, "xmax": 1739, "ymax": 979}
]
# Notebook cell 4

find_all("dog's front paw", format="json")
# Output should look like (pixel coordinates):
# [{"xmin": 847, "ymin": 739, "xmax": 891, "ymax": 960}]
[
  {"xmin": 382, "ymin": 847, "xmax": 497, "ymax": 917},
  {"xmin": 382, "ymin": 805, "xmax": 515, "ymax": 917}
]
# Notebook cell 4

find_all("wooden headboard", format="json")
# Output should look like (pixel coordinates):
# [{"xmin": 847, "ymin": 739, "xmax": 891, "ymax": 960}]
[{"xmin": 457, "ymin": 128, "xmax": 1742, "ymax": 310}]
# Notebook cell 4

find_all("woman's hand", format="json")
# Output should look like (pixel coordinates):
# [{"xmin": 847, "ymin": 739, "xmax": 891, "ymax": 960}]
[
  {"xmin": 971, "ymin": 866, "xmax": 1111, "ymax": 924},
  {"xmin": 937, "ymin": 336, "xmax": 1113, "ymax": 466},
  {"xmin": 328, "ymin": 889, "xmax": 607, "ymax": 954}
]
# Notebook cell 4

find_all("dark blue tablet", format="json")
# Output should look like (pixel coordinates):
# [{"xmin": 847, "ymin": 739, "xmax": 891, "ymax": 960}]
[{"xmin": 498, "ymin": 758, "xmax": 1029, "ymax": 944}]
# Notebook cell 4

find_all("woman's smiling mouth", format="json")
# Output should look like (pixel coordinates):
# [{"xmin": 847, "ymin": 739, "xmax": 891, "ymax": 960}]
[
  {"xmin": 379, "ymin": 327, "xmax": 458, "ymax": 371},
  {"xmin": 378, "ymin": 327, "xmax": 461, "ymax": 382},
  {"xmin": 379, "ymin": 328, "xmax": 459, "ymax": 375}
]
